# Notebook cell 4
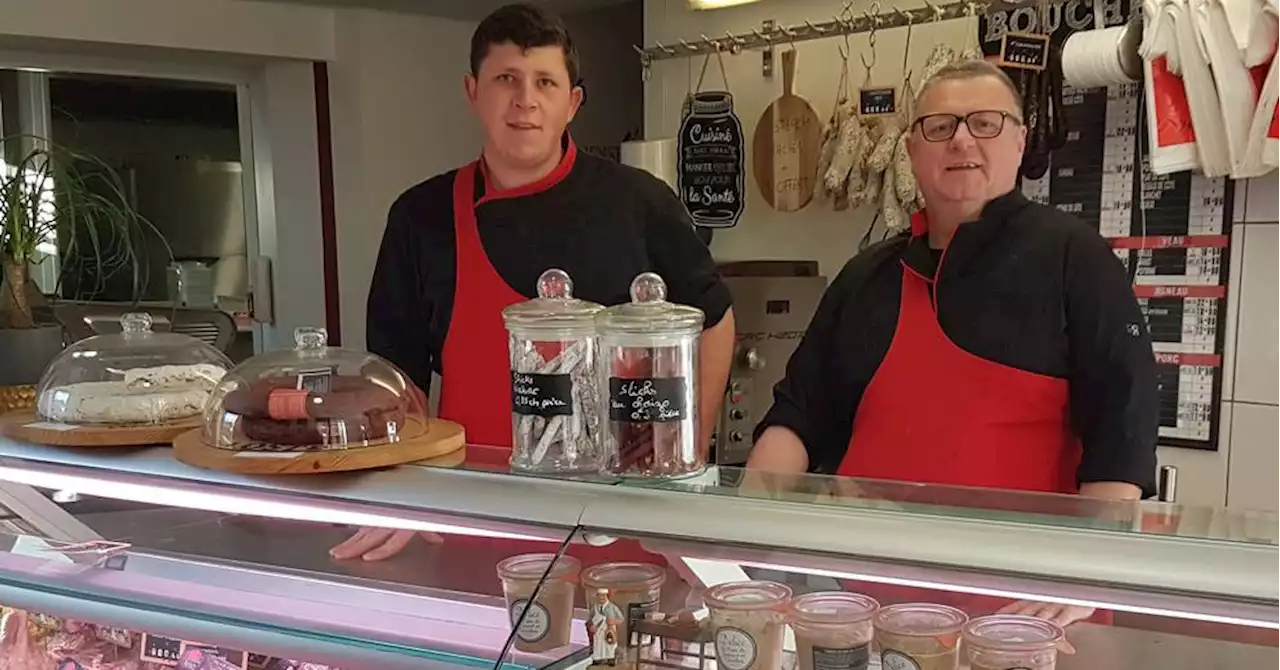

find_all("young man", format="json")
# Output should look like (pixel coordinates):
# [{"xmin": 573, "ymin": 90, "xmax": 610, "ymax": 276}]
[
  {"xmin": 747, "ymin": 60, "xmax": 1158, "ymax": 625},
  {"xmin": 333, "ymin": 4, "xmax": 735, "ymax": 561}
]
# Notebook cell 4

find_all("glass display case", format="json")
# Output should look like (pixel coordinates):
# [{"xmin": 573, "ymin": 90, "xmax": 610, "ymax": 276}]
[
  {"xmin": 35, "ymin": 312, "xmax": 232, "ymax": 426},
  {"xmin": 201, "ymin": 326, "xmax": 424, "ymax": 450},
  {"xmin": 0, "ymin": 433, "xmax": 1273, "ymax": 669}
]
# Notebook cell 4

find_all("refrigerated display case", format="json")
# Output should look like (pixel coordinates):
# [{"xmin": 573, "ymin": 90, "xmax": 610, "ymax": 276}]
[{"xmin": 0, "ymin": 435, "xmax": 1273, "ymax": 669}]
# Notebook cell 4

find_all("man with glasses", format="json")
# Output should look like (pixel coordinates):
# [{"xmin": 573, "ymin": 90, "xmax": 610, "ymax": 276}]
[{"xmin": 746, "ymin": 60, "xmax": 1157, "ymax": 625}]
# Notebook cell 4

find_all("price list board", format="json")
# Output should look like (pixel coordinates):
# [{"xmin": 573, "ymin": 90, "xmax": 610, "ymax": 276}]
[
  {"xmin": 1019, "ymin": 82, "xmax": 1233, "ymax": 449},
  {"xmin": 981, "ymin": 8, "xmax": 1233, "ymax": 449}
]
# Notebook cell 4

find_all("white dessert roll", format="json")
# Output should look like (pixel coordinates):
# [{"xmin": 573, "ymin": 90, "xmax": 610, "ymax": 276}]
[{"xmin": 39, "ymin": 363, "xmax": 226, "ymax": 425}]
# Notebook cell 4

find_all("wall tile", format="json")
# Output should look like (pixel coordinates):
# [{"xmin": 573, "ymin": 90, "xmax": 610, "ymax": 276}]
[
  {"xmin": 1233, "ymin": 224, "xmax": 1279, "ymax": 405},
  {"xmin": 1157, "ymin": 403, "xmax": 1231, "ymax": 507},
  {"xmin": 1227, "ymin": 402, "xmax": 1279, "ymax": 512},
  {"xmin": 1244, "ymin": 172, "xmax": 1278, "ymax": 223}
]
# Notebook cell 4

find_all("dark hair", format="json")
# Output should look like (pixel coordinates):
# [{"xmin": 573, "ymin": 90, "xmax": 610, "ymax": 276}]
[{"xmin": 470, "ymin": 3, "xmax": 579, "ymax": 85}]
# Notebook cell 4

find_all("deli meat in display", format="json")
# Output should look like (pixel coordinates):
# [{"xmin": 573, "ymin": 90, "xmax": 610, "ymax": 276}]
[{"xmin": 221, "ymin": 375, "xmax": 405, "ymax": 446}]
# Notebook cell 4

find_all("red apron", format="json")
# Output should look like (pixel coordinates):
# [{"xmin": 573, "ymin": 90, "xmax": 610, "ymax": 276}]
[
  {"xmin": 434, "ymin": 152, "xmax": 665, "ymax": 576},
  {"xmin": 834, "ymin": 212, "xmax": 1086, "ymax": 618}
]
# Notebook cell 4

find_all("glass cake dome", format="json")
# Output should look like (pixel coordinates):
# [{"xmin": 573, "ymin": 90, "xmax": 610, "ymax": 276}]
[
  {"xmin": 36, "ymin": 312, "xmax": 234, "ymax": 426},
  {"xmin": 202, "ymin": 326, "xmax": 424, "ymax": 450}
]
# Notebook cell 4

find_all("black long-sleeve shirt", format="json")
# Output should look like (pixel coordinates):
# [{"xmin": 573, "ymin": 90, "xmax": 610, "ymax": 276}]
[
  {"xmin": 756, "ymin": 190, "xmax": 1159, "ymax": 496},
  {"xmin": 367, "ymin": 149, "xmax": 732, "ymax": 395}
]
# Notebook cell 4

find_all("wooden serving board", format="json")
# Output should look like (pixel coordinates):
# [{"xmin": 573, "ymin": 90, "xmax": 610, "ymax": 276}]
[
  {"xmin": 0, "ymin": 410, "xmax": 201, "ymax": 447},
  {"xmin": 172, "ymin": 414, "xmax": 465, "ymax": 474},
  {"xmin": 752, "ymin": 48, "xmax": 823, "ymax": 212}
]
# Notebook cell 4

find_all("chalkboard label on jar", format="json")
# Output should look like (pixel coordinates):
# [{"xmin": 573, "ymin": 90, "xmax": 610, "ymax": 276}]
[
  {"xmin": 608, "ymin": 377, "xmax": 688, "ymax": 423},
  {"xmin": 678, "ymin": 91, "xmax": 746, "ymax": 229},
  {"xmin": 858, "ymin": 87, "xmax": 897, "ymax": 116},
  {"xmin": 511, "ymin": 372, "xmax": 575, "ymax": 417},
  {"xmin": 140, "ymin": 634, "xmax": 185, "ymax": 664},
  {"xmin": 999, "ymin": 32, "xmax": 1050, "ymax": 70},
  {"xmin": 811, "ymin": 643, "xmax": 870, "ymax": 670}
]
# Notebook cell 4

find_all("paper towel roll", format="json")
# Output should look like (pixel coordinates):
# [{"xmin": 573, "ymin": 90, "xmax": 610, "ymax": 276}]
[
  {"xmin": 1064, "ymin": 23, "xmax": 1143, "ymax": 88},
  {"xmin": 621, "ymin": 139, "xmax": 678, "ymax": 192}
]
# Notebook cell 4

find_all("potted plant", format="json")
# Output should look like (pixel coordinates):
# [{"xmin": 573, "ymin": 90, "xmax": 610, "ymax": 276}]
[{"xmin": 0, "ymin": 134, "xmax": 163, "ymax": 409}]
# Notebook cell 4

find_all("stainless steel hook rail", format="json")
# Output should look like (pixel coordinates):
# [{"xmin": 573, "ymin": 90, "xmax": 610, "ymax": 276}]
[{"xmin": 633, "ymin": 0, "xmax": 1046, "ymax": 64}]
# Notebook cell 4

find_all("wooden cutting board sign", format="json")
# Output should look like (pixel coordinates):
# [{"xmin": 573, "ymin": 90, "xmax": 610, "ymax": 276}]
[{"xmin": 752, "ymin": 48, "xmax": 823, "ymax": 212}]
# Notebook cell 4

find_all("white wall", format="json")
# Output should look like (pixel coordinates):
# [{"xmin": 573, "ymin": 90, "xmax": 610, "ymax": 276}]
[
  {"xmin": 645, "ymin": 0, "xmax": 1278, "ymax": 510},
  {"xmin": 0, "ymin": 0, "xmax": 335, "ymax": 61},
  {"xmin": 1158, "ymin": 176, "xmax": 1280, "ymax": 512},
  {"xmin": 328, "ymin": 8, "xmax": 482, "ymax": 350}
]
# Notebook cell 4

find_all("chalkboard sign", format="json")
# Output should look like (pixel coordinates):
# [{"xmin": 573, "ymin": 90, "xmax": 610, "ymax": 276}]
[
  {"xmin": 678, "ymin": 91, "xmax": 746, "ymax": 229},
  {"xmin": 859, "ymin": 87, "xmax": 898, "ymax": 116},
  {"xmin": 141, "ymin": 634, "xmax": 185, "ymax": 665},
  {"xmin": 983, "ymin": 1, "xmax": 1233, "ymax": 451},
  {"xmin": 511, "ymin": 372, "xmax": 574, "ymax": 417},
  {"xmin": 999, "ymin": 32, "xmax": 1051, "ymax": 70},
  {"xmin": 608, "ymin": 377, "xmax": 689, "ymax": 423}
]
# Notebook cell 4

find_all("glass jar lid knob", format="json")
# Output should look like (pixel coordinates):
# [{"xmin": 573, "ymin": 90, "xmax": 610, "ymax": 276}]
[
  {"xmin": 629, "ymin": 272, "xmax": 667, "ymax": 304},
  {"xmin": 121, "ymin": 312, "xmax": 154, "ymax": 335},
  {"xmin": 537, "ymin": 268, "xmax": 574, "ymax": 300},
  {"xmin": 294, "ymin": 327, "xmax": 328, "ymax": 350}
]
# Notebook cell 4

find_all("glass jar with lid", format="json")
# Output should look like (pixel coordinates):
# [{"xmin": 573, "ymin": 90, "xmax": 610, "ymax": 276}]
[
  {"xmin": 36, "ymin": 312, "xmax": 232, "ymax": 425},
  {"xmin": 496, "ymin": 553, "xmax": 581, "ymax": 653},
  {"xmin": 704, "ymin": 580, "xmax": 793, "ymax": 670},
  {"xmin": 502, "ymin": 269, "xmax": 604, "ymax": 474},
  {"xmin": 595, "ymin": 272, "xmax": 704, "ymax": 478},
  {"xmin": 874, "ymin": 603, "xmax": 968, "ymax": 670},
  {"xmin": 201, "ymin": 326, "xmax": 424, "ymax": 450},
  {"xmin": 963, "ymin": 614, "xmax": 1064, "ymax": 670},
  {"xmin": 789, "ymin": 591, "xmax": 880, "ymax": 670}
]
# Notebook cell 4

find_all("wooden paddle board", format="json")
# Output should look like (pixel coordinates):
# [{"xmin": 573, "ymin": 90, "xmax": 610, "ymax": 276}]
[
  {"xmin": 0, "ymin": 410, "xmax": 201, "ymax": 447},
  {"xmin": 172, "ymin": 414, "xmax": 465, "ymax": 475},
  {"xmin": 752, "ymin": 48, "xmax": 823, "ymax": 212}
]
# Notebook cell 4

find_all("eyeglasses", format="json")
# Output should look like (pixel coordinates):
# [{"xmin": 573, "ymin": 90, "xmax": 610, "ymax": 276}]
[{"xmin": 913, "ymin": 111, "xmax": 1022, "ymax": 142}]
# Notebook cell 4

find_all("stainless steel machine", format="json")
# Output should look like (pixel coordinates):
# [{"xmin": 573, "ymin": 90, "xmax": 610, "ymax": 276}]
[{"xmin": 715, "ymin": 261, "xmax": 828, "ymax": 465}]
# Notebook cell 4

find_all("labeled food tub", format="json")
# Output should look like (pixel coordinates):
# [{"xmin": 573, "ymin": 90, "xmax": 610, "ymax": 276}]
[
  {"xmin": 596, "ymin": 272, "xmax": 705, "ymax": 478},
  {"xmin": 502, "ymin": 269, "xmax": 605, "ymax": 473},
  {"xmin": 36, "ymin": 312, "xmax": 231, "ymax": 426},
  {"xmin": 581, "ymin": 562, "xmax": 667, "ymax": 664},
  {"xmin": 497, "ymin": 554, "xmax": 581, "ymax": 653},
  {"xmin": 789, "ymin": 591, "xmax": 880, "ymax": 670},
  {"xmin": 874, "ymin": 603, "xmax": 967, "ymax": 670},
  {"xmin": 963, "ymin": 614, "xmax": 1064, "ymax": 670},
  {"xmin": 704, "ymin": 581, "xmax": 793, "ymax": 670}
]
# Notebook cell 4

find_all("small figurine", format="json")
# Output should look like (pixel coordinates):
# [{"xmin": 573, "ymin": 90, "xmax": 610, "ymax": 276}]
[{"xmin": 586, "ymin": 588, "xmax": 624, "ymax": 667}]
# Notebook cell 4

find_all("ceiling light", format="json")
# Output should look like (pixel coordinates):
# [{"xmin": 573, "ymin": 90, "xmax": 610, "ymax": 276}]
[{"xmin": 687, "ymin": 0, "xmax": 763, "ymax": 9}]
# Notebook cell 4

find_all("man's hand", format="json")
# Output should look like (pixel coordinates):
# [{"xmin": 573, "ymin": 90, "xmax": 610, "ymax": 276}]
[
  {"xmin": 998, "ymin": 600, "xmax": 1094, "ymax": 627},
  {"xmin": 329, "ymin": 527, "xmax": 443, "ymax": 561}
]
